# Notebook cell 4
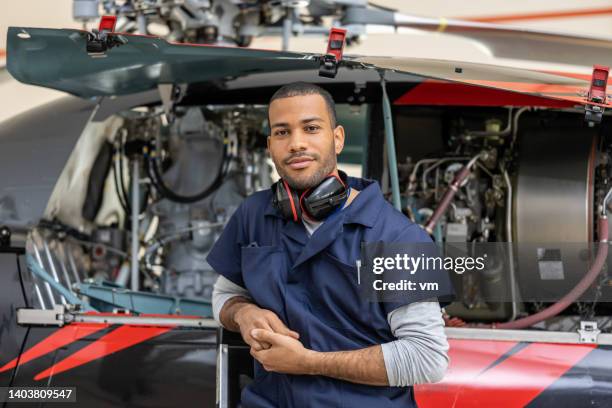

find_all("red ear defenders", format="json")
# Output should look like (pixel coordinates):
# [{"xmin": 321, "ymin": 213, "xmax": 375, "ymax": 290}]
[{"xmin": 272, "ymin": 173, "xmax": 349, "ymax": 222}]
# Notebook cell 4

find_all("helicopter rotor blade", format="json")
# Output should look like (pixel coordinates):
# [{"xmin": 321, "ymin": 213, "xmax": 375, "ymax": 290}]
[{"xmin": 341, "ymin": 7, "xmax": 612, "ymax": 67}]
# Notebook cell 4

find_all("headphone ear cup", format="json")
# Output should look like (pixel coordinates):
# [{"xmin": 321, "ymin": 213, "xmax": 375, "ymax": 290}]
[
  {"xmin": 301, "ymin": 175, "xmax": 347, "ymax": 221},
  {"xmin": 272, "ymin": 179, "xmax": 301, "ymax": 222}
]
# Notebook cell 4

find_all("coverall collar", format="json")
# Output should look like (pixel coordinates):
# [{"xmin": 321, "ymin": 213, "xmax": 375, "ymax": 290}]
[{"xmin": 264, "ymin": 173, "xmax": 386, "ymax": 268}]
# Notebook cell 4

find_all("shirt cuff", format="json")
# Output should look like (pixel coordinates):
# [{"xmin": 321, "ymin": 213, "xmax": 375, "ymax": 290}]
[
  {"xmin": 380, "ymin": 341, "xmax": 401, "ymax": 386},
  {"xmin": 212, "ymin": 275, "xmax": 251, "ymax": 326}
]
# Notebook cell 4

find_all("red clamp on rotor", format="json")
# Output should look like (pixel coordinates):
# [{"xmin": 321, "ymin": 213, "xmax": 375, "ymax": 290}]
[
  {"xmin": 87, "ymin": 15, "xmax": 125, "ymax": 55},
  {"xmin": 319, "ymin": 27, "xmax": 347, "ymax": 79},
  {"xmin": 585, "ymin": 64, "xmax": 609, "ymax": 124},
  {"xmin": 98, "ymin": 15, "xmax": 117, "ymax": 33}
]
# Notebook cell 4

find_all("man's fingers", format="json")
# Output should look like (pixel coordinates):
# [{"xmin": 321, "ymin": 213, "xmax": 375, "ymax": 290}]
[
  {"xmin": 249, "ymin": 340, "xmax": 266, "ymax": 351},
  {"xmin": 260, "ymin": 321, "xmax": 275, "ymax": 332},
  {"xmin": 257, "ymin": 322, "xmax": 277, "ymax": 347},
  {"xmin": 251, "ymin": 328, "xmax": 281, "ymax": 344},
  {"xmin": 250, "ymin": 347, "xmax": 262, "ymax": 362},
  {"xmin": 245, "ymin": 335, "xmax": 272, "ymax": 350},
  {"xmin": 268, "ymin": 316, "xmax": 300, "ymax": 339},
  {"xmin": 250, "ymin": 347, "xmax": 269, "ymax": 363},
  {"xmin": 242, "ymin": 332, "xmax": 271, "ymax": 351}
]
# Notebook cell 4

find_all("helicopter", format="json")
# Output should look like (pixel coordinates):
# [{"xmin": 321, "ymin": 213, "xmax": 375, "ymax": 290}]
[{"xmin": 1, "ymin": 2, "xmax": 612, "ymax": 407}]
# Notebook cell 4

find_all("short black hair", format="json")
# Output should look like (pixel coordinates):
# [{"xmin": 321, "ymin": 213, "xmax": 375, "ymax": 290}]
[{"xmin": 269, "ymin": 82, "xmax": 337, "ymax": 128}]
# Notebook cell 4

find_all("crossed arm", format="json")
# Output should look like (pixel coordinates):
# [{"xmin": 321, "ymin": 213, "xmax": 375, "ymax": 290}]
[
  {"xmin": 215, "ymin": 276, "xmax": 449, "ymax": 386},
  {"xmin": 220, "ymin": 296, "xmax": 389, "ymax": 385}
]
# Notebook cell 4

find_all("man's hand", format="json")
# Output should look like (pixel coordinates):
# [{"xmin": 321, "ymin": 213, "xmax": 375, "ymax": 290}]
[
  {"xmin": 250, "ymin": 329, "xmax": 316, "ymax": 375},
  {"xmin": 249, "ymin": 329, "xmax": 390, "ymax": 386},
  {"xmin": 231, "ymin": 302, "xmax": 299, "ymax": 351}
]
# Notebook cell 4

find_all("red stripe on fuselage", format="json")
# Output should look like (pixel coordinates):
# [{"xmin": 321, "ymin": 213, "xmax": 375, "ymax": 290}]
[
  {"xmin": 456, "ymin": 342, "xmax": 596, "ymax": 407},
  {"xmin": 33, "ymin": 325, "xmax": 174, "ymax": 380},
  {"xmin": 416, "ymin": 340, "xmax": 597, "ymax": 408},
  {"xmin": 0, "ymin": 323, "xmax": 109, "ymax": 373},
  {"xmin": 415, "ymin": 339, "xmax": 519, "ymax": 407}
]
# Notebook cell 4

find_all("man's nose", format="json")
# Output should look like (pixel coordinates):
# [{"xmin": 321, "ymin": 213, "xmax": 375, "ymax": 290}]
[{"xmin": 288, "ymin": 130, "xmax": 307, "ymax": 152}]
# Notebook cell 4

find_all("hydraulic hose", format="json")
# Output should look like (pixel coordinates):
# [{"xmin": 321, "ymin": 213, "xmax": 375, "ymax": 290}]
[
  {"xmin": 113, "ymin": 141, "xmax": 149, "ymax": 217},
  {"xmin": 424, "ymin": 154, "xmax": 481, "ymax": 234},
  {"xmin": 113, "ymin": 143, "xmax": 136, "ymax": 216},
  {"xmin": 145, "ymin": 143, "xmax": 228, "ymax": 204},
  {"xmin": 493, "ymin": 216, "xmax": 609, "ymax": 329}
]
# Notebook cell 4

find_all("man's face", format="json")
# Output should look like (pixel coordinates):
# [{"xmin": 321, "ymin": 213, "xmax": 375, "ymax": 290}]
[{"xmin": 267, "ymin": 93, "xmax": 345, "ymax": 190}]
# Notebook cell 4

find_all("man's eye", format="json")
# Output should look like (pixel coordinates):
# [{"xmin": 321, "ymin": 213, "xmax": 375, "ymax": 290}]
[
  {"xmin": 275, "ymin": 130, "xmax": 288, "ymax": 136},
  {"xmin": 305, "ymin": 125, "xmax": 320, "ymax": 132}
]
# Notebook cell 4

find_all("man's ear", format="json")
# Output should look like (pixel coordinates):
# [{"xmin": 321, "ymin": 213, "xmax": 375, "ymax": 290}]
[{"xmin": 333, "ymin": 125, "xmax": 345, "ymax": 155}]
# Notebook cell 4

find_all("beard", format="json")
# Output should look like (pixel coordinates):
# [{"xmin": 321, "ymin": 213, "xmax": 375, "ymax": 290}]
[{"xmin": 275, "ymin": 148, "xmax": 337, "ymax": 191}]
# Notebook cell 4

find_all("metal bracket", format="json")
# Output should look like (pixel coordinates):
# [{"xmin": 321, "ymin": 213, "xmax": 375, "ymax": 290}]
[
  {"xmin": 347, "ymin": 81, "xmax": 367, "ymax": 105},
  {"xmin": 0, "ymin": 225, "xmax": 10, "ymax": 248},
  {"xmin": 585, "ymin": 104, "xmax": 605, "ymax": 125},
  {"xmin": 578, "ymin": 321, "xmax": 600, "ymax": 343},
  {"xmin": 158, "ymin": 83, "xmax": 187, "ymax": 119},
  {"xmin": 75, "ymin": 280, "xmax": 212, "ymax": 317},
  {"xmin": 86, "ymin": 15, "xmax": 127, "ymax": 56},
  {"xmin": 17, "ymin": 305, "xmax": 66, "ymax": 327},
  {"xmin": 319, "ymin": 54, "xmax": 339, "ymax": 78}
]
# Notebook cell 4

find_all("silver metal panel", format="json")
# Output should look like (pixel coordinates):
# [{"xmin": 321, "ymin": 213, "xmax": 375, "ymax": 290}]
[
  {"xmin": 69, "ymin": 314, "xmax": 219, "ymax": 328},
  {"xmin": 446, "ymin": 326, "xmax": 612, "ymax": 345},
  {"xmin": 17, "ymin": 306, "xmax": 220, "ymax": 328},
  {"xmin": 514, "ymin": 128, "xmax": 597, "ymax": 243}
]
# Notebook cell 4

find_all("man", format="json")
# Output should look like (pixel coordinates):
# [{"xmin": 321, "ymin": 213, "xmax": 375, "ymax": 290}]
[{"xmin": 207, "ymin": 82, "xmax": 449, "ymax": 407}]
